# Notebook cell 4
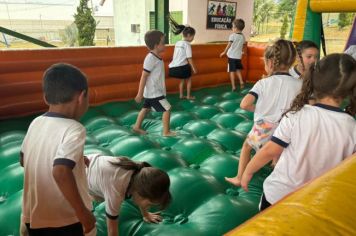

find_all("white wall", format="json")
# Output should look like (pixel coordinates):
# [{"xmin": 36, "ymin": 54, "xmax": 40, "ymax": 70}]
[
  {"xmin": 113, "ymin": 0, "xmax": 148, "ymax": 46},
  {"xmin": 112, "ymin": 0, "xmax": 254, "ymax": 46},
  {"xmin": 185, "ymin": 0, "xmax": 253, "ymax": 43}
]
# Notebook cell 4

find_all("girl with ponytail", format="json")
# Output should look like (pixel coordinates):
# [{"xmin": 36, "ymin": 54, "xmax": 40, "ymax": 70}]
[
  {"xmin": 85, "ymin": 154, "xmax": 171, "ymax": 236},
  {"xmin": 168, "ymin": 15, "xmax": 197, "ymax": 100},
  {"xmin": 240, "ymin": 53, "xmax": 356, "ymax": 211}
]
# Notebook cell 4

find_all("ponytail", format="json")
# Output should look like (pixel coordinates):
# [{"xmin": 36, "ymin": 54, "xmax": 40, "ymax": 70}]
[
  {"xmin": 109, "ymin": 156, "xmax": 151, "ymax": 171},
  {"xmin": 168, "ymin": 14, "xmax": 196, "ymax": 37}
]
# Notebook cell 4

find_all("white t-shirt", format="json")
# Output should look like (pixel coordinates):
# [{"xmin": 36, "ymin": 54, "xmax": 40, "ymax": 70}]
[
  {"xmin": 289, "ymin": 66, "xmax": 301, "ymax": 80},
  {"xmin": 86, "ymin": 154, "xmax": 134, "ymax": 219},
  {"xmin": 143, "ymin": 52, "xmax": 166, "ymax": 98},
  {"xmin": 169, "ymin": 40, "xmax": 192, "ymax": 68},
  {"xmin": 264, "ymin": 104, "xmax": 356, "ymax": 204},
  {"xmin": 249, "ymin": 73, "xmax": 302, "ymax": 123},
  {"xmin": 21, "ymin": 113, "xmax": 91, "ymax": 228},
  {"xmin": 345, "ymin": 45, "xmax": 356, "ymax": 59},
  {"xmin": 227, "ymin": 33, "xmax": 245, "ymax": 59}
]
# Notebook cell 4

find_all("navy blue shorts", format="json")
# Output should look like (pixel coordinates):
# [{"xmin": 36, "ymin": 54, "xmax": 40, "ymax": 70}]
[
  {"xmin": 26, "ymin": 222, "xmax": 83, "ymax": 236},
  {"xmin": 228, "ymin": 58, "xmax": 243, "ymax": 72},
  {"xmin": 169, "ymin": 64, "xmax": 192, "ymax": 79},
  {"xmin": 143, "ymin": 96, "xmax": 171, "ymax": 112}
]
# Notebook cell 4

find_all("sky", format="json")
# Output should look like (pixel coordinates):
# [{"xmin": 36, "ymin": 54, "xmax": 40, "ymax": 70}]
[{"xmin": 0, "ymin": 0, "xmax": 113, "ymax": 20}]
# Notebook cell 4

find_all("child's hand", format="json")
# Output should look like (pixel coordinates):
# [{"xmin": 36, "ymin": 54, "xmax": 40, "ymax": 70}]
[
  {"xmin": 219, "ymin": 52, "xmax": 225, "ymax": 58},
  {"xmin": 143, "ymin": 212, "xmax": 162, "ymax": 224},
  {"xmin": 241, "ymin": 172, "xmax": 253, "ymax": 192},
  {"xmin": 20, "ymin": 221, "xmax": 29, "ymax": 236},
  {"xmin": 135, "ymin": 94, "xmax": 143, "ymax": 103},
  {"xmin": 193, "ymin": 68, "xmax": 198, "ymax": 74},
  {"xmin": 78, "ymin": 208, "xmax": 96, "ymax": 234}
]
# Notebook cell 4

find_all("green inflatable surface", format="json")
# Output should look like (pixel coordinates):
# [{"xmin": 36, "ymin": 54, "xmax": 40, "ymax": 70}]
[{"xmin": 0, "ymin": 85, "xmax": 272, "ymax": 236}]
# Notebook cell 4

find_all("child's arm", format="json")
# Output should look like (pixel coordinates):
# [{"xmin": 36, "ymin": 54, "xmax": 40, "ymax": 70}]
[
  {"xmin": 135, "ymin": 71, "xmax": 149, "ymax": 103},
  {"xmin": 140, "ymin": 206, "xmax": 162, "ymax": 223},
  {"xmin": 106, "ymin": 218, "xmax": 119, "ymax": 236},
  {"xmin": 240, "ymin": 94, "xmax": 256, "ymax": 112},
  {"xmin": 220, "ymin": 42, "xmax": 232, "ymax": 57},
  {"xmin": 187, "ymin": 58, "xmax": 197, "ymax": 74},
  {"xmin": 52, "ymin": 165, "xmax": 96, "ymax": 233},
  {"xmin": 241, "ymin": 141, "xmax": 284, "ymax": 192}
]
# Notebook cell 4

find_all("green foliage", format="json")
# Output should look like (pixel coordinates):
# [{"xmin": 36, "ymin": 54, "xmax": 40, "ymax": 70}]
[
  {"xmin": 60, "ymin": 23, "xmax": 78, "ymax": 47},
  {"xmin": 338, "ymin": 13, "xmax": 355, "ymax": 30},
  {"xmin": 74, "ymin": 0, "xmax": 97, "ymax": 46},
  {"xmin": 280, "ymin": 14, "xmax": 289, "ymax": 39},
  {"xmin": 276, "ymin": 0, "xmax": 297, "ymax": 19},
  {"xmin": 253, "ymin": 0, "xmax": 275, "ymax": 34}
]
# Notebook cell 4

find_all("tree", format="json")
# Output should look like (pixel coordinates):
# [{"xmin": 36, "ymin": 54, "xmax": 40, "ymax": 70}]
[
  {"xmin": 280, "ymin": 14, "xmax": 289, "ymax": 39},
  {"xmin": 60, "ymin": 23, "xmax": 78, "ymax": 47},
  {"xmin": 338, "ymin": 12, "xmax": 355, "ymax": 30},
  {"xmin": 275, "ymin": 0, "xmax": 297, "ymax": 20},
  {"xmin": 74, "ymin": 0, "xmax": 97, "ymax": 46},
  {"xmin": 253, "ymin": 0, "xmax": 275, "ymax": 34}
]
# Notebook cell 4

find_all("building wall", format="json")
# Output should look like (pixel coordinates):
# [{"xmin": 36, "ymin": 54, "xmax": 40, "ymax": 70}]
[
  {"xmin": 185, "ymin": 0, "xmax": 253, "ymax": 43},
  {"xmin": 112, "ymin": 0, "xmax": 253, "ymax": 46}
]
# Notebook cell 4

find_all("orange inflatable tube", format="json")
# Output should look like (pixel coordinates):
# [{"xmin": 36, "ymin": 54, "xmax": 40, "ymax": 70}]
[{"xmin": 0, "ymin": 44, "xmax": 265, "ymax": 119}]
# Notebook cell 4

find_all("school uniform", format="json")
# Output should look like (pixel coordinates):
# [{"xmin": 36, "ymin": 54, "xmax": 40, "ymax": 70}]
[
  {"xmin": 21, "ymin": 112, "xmax": 92, "ymax": 234},
  {"xmin": 143, "ymin": 52, "xmax": 171, "ymax": 112},
  {"xmin": 263, "ymin": 104, "xmax": 356, "ymax": 207},
  {"xmin": 247, "ymin": 73, "xmax": 302, "ymax": 150},
  {"xmin": 169, "ymin": 40, "xmax": 193, "ymax": 79},
  {"xmin": 86, "ymin": 154, "xmax": 134, "ymax": 220},
  {"xmin": 227, "ymin": 33, "xmax": 245, "ymax": 72},
  {"xmin": 289, "ymin": 66, "xmax": 302, "ymax": 80}
]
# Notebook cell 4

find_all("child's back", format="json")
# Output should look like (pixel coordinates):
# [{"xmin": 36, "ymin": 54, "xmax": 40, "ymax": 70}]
[
  {"xmin": 22, "ymin": 114, "xmax": 91, "ymax": 227},
  {"xmin": 265, "ymin": 103, "xmax": 356, "ymax": 203},
  {"xmin": 21, "ymin": 63, "xmax": 95, "ymax": 234},
  {"xmin": 251, "ymin": 73, "xmax": 302, "ymax": 123}
]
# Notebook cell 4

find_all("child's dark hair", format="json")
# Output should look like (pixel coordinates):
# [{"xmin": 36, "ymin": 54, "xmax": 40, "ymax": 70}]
[
  {"xmin": 168, "ymin": 14, "xmax": 195, "ymax": 37},
  {"xmin": 295, "ymin": 40, "xmax": 319, "ymax": 71},
  {"xmin": 110, "ymin": 157, "xmax": 171, "ymax": 209},
  {"xmin": 43, "ymin": 63, "xmax": 88, "ymax": 105},
  {"xmin": 272, "ymin": 39, "xmax": 296, "ymax": 72},
  {"xmin": 233, "ymin": 18, "xmax": 245, "ymax": 31},
  {"xmin": 284, "ymin": 53, "xmax": 356, "ymax": 116},
  {"xmin": 144, "ymin": 30, "xmax": 164, "ymax": 50}
]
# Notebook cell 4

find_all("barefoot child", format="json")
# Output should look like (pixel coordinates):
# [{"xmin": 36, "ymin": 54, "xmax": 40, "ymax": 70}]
[
  {"xmin": 241, "ymin": 54, "xmax": 356, "ymax": 211},
  {"xmin": 168, "ymin": 15, "xmax": 197, "ymax": 100},
  {"xmin": 220, "ymin": 18, "xmax": 246, "ymax": 90},
  {"xmin": 133, "ymin": 30, "xmax": 175, "ymax": 136}
]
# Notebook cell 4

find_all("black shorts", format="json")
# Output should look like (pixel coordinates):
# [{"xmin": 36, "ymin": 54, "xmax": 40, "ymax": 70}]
[
  {"xmin": 169, "ymin": 64, "xmax": 192, "ymax": 79},
  {"xmin": 228, "ymin": 58, "xmax": 243, "ymax": 72},
  {"xmin": 259, "ymin": 192, "xmax": 272, "ymax": 211},
  {"xmin": 143, "ymin": 96, "xmax": 171, "ymax": 112},
  {"xmin": 25, "ymin": 222, "xmax": 83, "ymax": 236}
]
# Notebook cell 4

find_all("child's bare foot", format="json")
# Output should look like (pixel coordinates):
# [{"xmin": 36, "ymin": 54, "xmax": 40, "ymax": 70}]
[
  {"xmin": 240, "ymin": 83, "xmax": 245, "ymax": 89},
  {"xmin": 232, "ymin": 87, "xmax": 236, "ymax": 91},
  {"xmin": 132, "ymin": 127, "xmax": 147, "ymax": 135},
  {"xmin": 163, "ymin": 131, "xmax": 176, "ymax": 137},
  {"xmin": 225, "ymin": 176, "xmax": 241, "ymax": 187},
  {"xmin": 179, "ymin": 96, "xmax": 186, "ymax": 99},
  {"xmin": 186, "ymin": 96, "xmax": 195, "ymax": 100}
]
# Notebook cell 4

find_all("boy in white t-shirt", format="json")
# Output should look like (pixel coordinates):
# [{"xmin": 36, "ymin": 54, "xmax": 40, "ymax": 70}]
[
  {"xmin": 133, "ymin": 30, "xmax": 175, "ymax": 136},
  {"xmin": 220, "ymin": 18, "xmax": 246, "ymax": 90},
  {"xmin": 20, "ymin": 64, "xmax": 95, "ymax": 236},
  {"xmin": 241, "ymin": 53, "xmax": 356, "ymax": 211}
]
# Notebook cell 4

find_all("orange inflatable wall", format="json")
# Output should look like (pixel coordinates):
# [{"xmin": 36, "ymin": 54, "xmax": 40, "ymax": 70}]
[{"xmin": 0, "ymin": 44, "xmax": 265, "ymax": 119}]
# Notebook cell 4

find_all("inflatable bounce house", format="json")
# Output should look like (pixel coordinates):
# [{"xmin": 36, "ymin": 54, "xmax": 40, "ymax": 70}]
[{"xmin": 0, "ymin": 0, "xmax": 355, "ymax": 235}]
